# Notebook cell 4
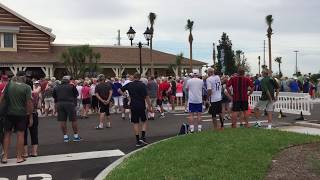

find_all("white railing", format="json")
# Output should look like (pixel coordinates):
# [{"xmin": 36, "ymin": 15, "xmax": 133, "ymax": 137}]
[{"xmin": 249, "ymin": 91, "xmax": 312, "ymax": 115}]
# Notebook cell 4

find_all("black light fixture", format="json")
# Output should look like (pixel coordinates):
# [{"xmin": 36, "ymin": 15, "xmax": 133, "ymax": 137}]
[
  {"xmin": 143, "ymin": 27, "xmax": 152, "ymax": 45},
  {"xmin": 127, "ymin": 26, "xmax": 151, "ymax": 75},
  {"xmin": 127, "ymin": 26, "xmax": 136, "ymax": 46}
]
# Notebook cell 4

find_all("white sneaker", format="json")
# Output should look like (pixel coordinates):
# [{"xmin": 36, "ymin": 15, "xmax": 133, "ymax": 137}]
[{"xmin": 267, "ymin": 125, "xmax": 272, "ymax": 129}]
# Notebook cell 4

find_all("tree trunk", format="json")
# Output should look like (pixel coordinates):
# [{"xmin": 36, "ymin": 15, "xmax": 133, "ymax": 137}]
[
  {"xmin": 189, "ymin": 41, "xmax": 193, "ymax": 73},
  {"xmin": 150, "ymin": 38, "xmax": 154, "ymax": 76},
  {"xmin": 268, "ymin": 37, "xmax": 272, "ymax": 71},
  {"xmin": 279, "ymin": 63, "xmax": 281, "ymax": 75}
]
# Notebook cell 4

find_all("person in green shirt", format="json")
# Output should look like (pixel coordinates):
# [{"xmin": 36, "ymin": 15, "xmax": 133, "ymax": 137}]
[
  {"xmin": 1, "ymin": 71, "xmax": 33, "ymax": 164},
  {"xmin": 254, "ymin": 70, "xmax": 279, "ymax": 129}
]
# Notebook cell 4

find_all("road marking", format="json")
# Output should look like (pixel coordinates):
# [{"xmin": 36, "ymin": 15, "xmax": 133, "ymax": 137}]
[
  {"xmin": 0, "ymin": 149, "xmax": 125, "ymax": 167},
  {"xmin": 173, "ymin": 113, "xmax": 188, "ymax": 116}
]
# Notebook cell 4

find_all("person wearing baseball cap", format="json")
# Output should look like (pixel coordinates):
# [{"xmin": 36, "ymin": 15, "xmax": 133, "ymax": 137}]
[
  {"xmin": 1, "ymin": 71, "xmax": 33, "ymax": 164},
  {"xmin": 186, "ymin": 69, "xmax": 204, "ymax": 133}
]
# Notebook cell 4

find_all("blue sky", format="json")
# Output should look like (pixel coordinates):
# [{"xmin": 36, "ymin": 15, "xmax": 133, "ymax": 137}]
[{"xmin": 2, "ymin": 0, "xmax": 320, "ymax": 76}]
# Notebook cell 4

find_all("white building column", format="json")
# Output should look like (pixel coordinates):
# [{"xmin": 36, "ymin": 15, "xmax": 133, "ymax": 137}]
[
  {"xmin": 9, "ymin": 65, "xmax": 19, "ymax": 76},
  {"xmin": 41, "ymin": 66, "xmax": 49, "ymax": 78},
  {"xmin": 111, "ymin": 67, "xmax": 126, "ymax": 77},
  {"xmin": 136, "ymin": 67, "xmax": 148, "ymax": 77},
  {"xmin": 49, "ymin": 67, "xmax": 54, "ymax": 78},
  {"xmin": 172, "ymin": 67, "xmax": 178, "ymax": 77}
]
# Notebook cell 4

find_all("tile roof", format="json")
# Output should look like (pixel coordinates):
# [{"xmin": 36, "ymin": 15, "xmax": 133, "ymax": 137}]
[{"xmin": 0, "ymin": 45, "xmax": 206, "ymax": 66}]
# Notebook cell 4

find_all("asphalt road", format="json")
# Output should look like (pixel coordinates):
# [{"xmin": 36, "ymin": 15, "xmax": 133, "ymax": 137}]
[{"xmin": 0, "ymin": 104, "xmax": 319, "ymax": 180}]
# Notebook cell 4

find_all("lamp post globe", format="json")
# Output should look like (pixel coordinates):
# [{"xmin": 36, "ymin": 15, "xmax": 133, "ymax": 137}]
[{"xmin": 127, "ymin": 26, "xmax": 136, "ymax": 46}]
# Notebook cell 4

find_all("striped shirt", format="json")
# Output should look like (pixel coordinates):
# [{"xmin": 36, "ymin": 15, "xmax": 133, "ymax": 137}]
[{"xmin": 227, "ymin": 76, "xmax": 253, "ymax": 102}]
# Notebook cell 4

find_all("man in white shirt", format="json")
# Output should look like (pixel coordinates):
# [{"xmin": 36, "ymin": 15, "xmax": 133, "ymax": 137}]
[
  {"xmin": 186, "ymin": 70, "xmax": 204, "ymax": 132},
  {"xmin": 206, "ymin": 68, "xmax": 223, "ymax": 130}
]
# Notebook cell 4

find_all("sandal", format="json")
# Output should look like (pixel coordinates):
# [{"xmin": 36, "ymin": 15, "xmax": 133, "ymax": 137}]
[
  {"xmin": 17, "ymin": 158, "xmax": 26, "ymax": 163},
  {"xmin": 1, "ymin": 156, "xmax": 8, "ymax": 164}
]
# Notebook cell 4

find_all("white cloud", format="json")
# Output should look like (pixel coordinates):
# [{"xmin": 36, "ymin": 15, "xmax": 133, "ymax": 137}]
[{"xmin": 1, "ymin": 0, "xmax": 319, "ymax": 75}]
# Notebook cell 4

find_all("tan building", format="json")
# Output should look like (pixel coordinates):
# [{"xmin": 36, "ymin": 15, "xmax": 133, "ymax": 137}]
[{"xmin": 0, "ymin": 3, "xmax": 206, "ymax": 78}]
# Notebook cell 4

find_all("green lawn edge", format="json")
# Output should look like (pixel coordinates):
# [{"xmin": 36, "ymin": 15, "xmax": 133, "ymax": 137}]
[{"xmin": 106, "ymin": 128, "xmax": 320, "ymax": 180}]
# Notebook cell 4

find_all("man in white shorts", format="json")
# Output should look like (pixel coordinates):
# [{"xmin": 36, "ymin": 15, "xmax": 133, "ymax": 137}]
[
  {"xmin": 112, "ymin": 77, "xmax": 124, "ymax": 118},
  {"xmin": 186, "ymin": 70, "xmax": 204, "ymax": 133}
]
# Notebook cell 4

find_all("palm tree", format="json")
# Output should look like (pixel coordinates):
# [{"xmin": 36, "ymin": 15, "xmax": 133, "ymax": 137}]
[
  {"xmin": 266, "ymin": 15, "xmax": 274, "ymax": 71},
  {"xmin": 175, "ymin": 53, "xmax": 183, "ymax": 77},
  {"xmin": 274, "ymin": 57, "xmax": 282, "ymax": 77},
  {"xmin": 148, "ymin": 12, "xmax": 157, "ymax": 76},
  {"xmin": 185, "ymin": 19, "xmax": 194, "ymax": 72}
]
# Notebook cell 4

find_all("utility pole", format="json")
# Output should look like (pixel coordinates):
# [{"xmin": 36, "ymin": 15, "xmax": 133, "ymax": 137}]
[
  {"xmin": 263, "ymin": 40, "xmax": 266, "ymax": 66},
  {"xmin": 117, "ymin": 30, "xmax": 121, "ymax": 46},
  {"xmin": 294, "ymin": 50, "xmax": 299, "ymax": 75}
]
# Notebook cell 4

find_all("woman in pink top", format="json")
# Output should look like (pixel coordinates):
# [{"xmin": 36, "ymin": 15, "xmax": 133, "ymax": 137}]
[
  {"xmin": 176, "ymin": 80, "xmax": 183, "ymax": 106},
  {"xmin": 81, "ymin": 81, "xmax": 91, "ymax": 118}
]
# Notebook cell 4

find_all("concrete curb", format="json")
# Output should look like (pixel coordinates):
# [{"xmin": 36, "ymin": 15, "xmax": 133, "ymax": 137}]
[
  {"xmin": 94, "ymin": 136, "xmax": 176, "ymax": 180},
  {"xmin": 296, "ymin": 121, "xmax": 320, "ymax": 129}
]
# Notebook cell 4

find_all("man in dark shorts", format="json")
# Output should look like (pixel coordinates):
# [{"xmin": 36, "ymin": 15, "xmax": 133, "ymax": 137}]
[
  {"xmin": 206, "ymin": 68, "xmax": 224, "ymax": 130},
  {"xmin": 119, "ymin": 73, "xmax": 152, "ymax": 147},
  {"xmin": 1, "ymin": 71, "xmax": 33, "ymax": 164},
  {"xmin": 95, "ymin": 74, "xmax": 113, "ymax": 129},
  {"xmin": 53, "ymin": 76, "xmax": 80, "ymax": 142},
  {"xmin": 227, "ymin": 68, "xmax": 254, "ymax": 128}
]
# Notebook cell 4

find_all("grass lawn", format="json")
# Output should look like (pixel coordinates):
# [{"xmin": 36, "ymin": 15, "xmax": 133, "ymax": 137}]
[{"xmin": 106, "ymin": 128, "xmax": 320, "ymax": 180}]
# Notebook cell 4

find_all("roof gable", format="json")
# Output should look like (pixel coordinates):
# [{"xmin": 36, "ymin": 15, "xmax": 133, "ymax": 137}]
[{"xmin": 0, "ymin": 2, "xmax": 56, "ymax": 41}]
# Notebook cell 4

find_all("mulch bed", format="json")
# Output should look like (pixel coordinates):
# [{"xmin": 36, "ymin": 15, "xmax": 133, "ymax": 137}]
[{"xmin": 266, "ymin": 143, "xmax": 320, "ymax": 180}]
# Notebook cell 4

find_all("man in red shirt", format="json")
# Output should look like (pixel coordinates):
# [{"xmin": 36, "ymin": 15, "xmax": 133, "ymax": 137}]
[
  {"xmin": 0, "ymin": 75, "xmax": 8, "ymax": 96},
  {"xmin": 227, "ymin": 68, "xmax": 254, "ymax": 128}
]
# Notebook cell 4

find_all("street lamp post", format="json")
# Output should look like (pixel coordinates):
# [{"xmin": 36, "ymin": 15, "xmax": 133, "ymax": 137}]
[
  {"xmin": 294, "ymin": 50, "xmax": 299, "ymax": 75},
  {"xmin": 127, "ymin": 26, "xmax": 153, "ymax": 75}
]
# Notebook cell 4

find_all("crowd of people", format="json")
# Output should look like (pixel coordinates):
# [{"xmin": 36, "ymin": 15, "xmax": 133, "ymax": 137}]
[{"xmin": 0, "ymin": 68, "xmax": 319, "ymax": 164}]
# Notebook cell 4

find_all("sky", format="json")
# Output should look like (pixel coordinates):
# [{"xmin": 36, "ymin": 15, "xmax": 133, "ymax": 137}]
[{"xmin": 1, "ymin": 0, "xmax": 320, "ymax": 76}]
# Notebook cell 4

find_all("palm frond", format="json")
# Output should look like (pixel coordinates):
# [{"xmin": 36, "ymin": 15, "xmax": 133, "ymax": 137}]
[
  {"xmin": 185, "ymin": 19, "xmax": 194, "ymax": 31},
  {"xmin": 148, "ymin": 12, "xmax": 157, "ymax": 25},
  {"xmin": 265, "ymin": 15, "xmax": 273, "ymax": 26}
]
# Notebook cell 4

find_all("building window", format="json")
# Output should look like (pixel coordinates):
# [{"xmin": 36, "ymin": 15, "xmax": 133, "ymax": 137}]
[
  {"xmin": 4, "ymin": 33, "xmax": 14, "ymax": 48},
  {"xmin": 0, "ymin": 32, "xmax": 17, "ymax": 51}
]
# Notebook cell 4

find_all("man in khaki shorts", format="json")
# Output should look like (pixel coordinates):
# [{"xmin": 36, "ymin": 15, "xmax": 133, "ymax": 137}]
[{"xmin": 254, "ymin": 70, "xmax": 279, "ymax": 129}]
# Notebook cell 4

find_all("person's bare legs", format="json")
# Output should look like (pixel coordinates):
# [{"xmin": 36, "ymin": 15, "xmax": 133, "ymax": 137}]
[
  {"xmin": 197, "ymin": 112, "xmax": 202, "ymax": 131},
  {"xmin": 243, "ymin": 111, "xmax": 250, "ymax": 128},
  {"xmin": 98, "ymin": 113, "xmax": 105, "ymax": 128},
  {"xmin": 231, "ymin": 111, "xmax": 238, "ymax": 128},
  {"xmin": 171, "ymin": 96, "xmax": 175, "ymax": 111},
  {"xmin": 31, "ymin": 145, "xmax": 38, "ymax": 156},
  {"xmin": 16, "ymin": 131, "xmax": 25, "ymax": 162},
  {"xmin": 212, "ymin": 114, "xmax": 218, "ymax": 130},
  {"xmin": 267, "ymin": 111, "xmax": 273, "ymax": 128},
  {"xmin": 189, "ymin": 112, "xmax": 195, "ymax": 132},
  {"xmin": 60, "ymin": 122, "xmax": 67, "ymax": 135},
  {"xmin": 106, "ymin": 115, "xmax": 111, "ymax": 128},
  {"xmin": 23, "ymin": 145, "xmax": 29, "ymax": 157},
  {"xmin": 72, "ymin": 121, "xmax": 78, "ymax": 134},
  {"xmin": 2, "ymin": 132, "xmax": 11, "ymax": 162}
]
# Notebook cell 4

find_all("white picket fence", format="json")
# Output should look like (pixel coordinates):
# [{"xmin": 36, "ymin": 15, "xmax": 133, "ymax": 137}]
[{"xmin": 249, "ymin": 91, "xmax": 313, "ymax": 115}]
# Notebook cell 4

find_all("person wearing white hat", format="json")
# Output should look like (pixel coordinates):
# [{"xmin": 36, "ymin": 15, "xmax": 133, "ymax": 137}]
[{"xmin": 186, "ymin": 70, "xmax": 204, "ymax": 132}]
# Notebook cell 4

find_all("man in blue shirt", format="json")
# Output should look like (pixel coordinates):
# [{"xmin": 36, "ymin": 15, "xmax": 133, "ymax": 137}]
[
  {"xmin": 112, "ymin": 77, "xmax": 124, "ymax": 119},
  {"xmin": 289, "ymin": 78, "xmax": 300, "ymax": 93}
]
